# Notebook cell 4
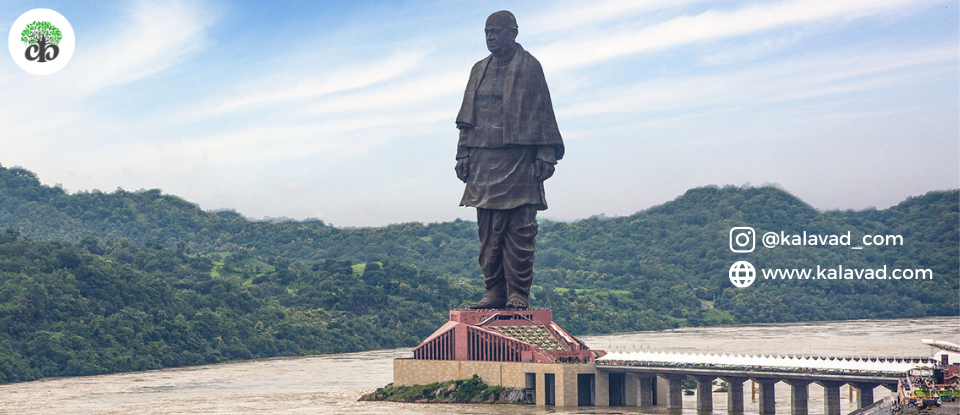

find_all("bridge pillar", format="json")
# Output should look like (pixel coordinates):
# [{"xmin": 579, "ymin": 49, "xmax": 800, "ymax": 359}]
[
  {"xmin": 596, "ymin": 371, "xmax": 609, "ymax": 407},
  {"xmin": 721, "ymin": 377, "xmax": 747, "ymax": 413},
  {"xmin": 815, "ymin": 381, "xmax": 845, "ymax": 415},
  {"xmin": 784, "ymin": 380, "xmax": 811, "ymax": 415},
  {"xmin": 662, "ymin": 374, "xmax": 685, "ymax": 409},
  {"xmin": 752, "ymin": 378, "xmax": 778, "ymax": 415},
  {"xmin": 624, "ymin": 373, "xmax": 639, "ymax": 406},
  {"xmin": 638, "ymin": 375, "xmax": 656, "ymax": 407},
  {"xmin": 693, "ymin": 375, "xmax": 715, "ymax": 413},
  {"xmin": 850, "ymin": 382, "xmax": 877, "ymax": 409}
]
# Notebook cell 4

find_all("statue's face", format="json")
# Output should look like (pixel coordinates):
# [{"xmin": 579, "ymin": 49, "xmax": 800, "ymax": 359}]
[{"xmin": 485, "ymin": 22, "xmax": 517, "ymax": 55}]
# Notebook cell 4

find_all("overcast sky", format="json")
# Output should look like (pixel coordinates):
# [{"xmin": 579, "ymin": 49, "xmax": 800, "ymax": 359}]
[{"xmin": 2, "ymin": 1, "xmax": 957, "ymax": 227}]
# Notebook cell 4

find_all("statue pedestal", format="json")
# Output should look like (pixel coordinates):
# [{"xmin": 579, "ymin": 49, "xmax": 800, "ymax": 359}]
[
  {"xmin": 393, "ymin": 309, "xmax": 605, "ymax": 406},
  {"xmin": 412, "ymin": 309, "xmax": 600, "ymax": 363}
]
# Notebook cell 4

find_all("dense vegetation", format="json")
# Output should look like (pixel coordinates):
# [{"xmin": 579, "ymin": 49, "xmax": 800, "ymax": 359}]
[
  {"xmin": 0, "ymin": 231, "xmax": 472, "ymax": 383},
  {"xmin": 0, "ymin": 164, "xmax": 956, "ymax": 383},
  {"xmin": 359, "ymin": 374, "xmax": 522, "ymax": 404}
]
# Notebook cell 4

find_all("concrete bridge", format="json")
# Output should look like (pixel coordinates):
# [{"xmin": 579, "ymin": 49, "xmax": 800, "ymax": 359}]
[{"xmin": 597, "ymin": 351, "xmax": 935, "ymax": 414}]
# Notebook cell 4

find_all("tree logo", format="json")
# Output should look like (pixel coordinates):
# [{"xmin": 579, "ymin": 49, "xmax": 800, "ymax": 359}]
[
  {"xmin": 8, "ymin": 9, "xmax": 75, "ymax": 75},
  {"xmin": 22, "ymin": 21, "xmax": 63, "ymax": 62}
]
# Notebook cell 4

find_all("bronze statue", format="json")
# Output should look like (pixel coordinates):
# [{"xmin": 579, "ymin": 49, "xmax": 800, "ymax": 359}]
[{"xmin": 455, "ymin": 10, "xmax": 564, "ymax": 310}]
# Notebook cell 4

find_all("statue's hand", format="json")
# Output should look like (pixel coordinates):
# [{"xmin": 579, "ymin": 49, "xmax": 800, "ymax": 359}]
[
  {"xmin": 534, "ymin": 159, "xmax": 555, "ymax": 182},
  {"xmin": 455, "ymin": 157, "xmax": 470, "ymax": 182}
]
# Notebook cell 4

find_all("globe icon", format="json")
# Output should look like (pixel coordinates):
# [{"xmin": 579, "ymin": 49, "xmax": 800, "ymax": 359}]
[{"xmin": 729, "ymin": 261, "xmax": 756, "ymax": 287}]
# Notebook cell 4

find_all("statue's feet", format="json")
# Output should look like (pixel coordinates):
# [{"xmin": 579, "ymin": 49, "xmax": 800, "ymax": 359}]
[
  {"xmin": 505, "ymin": 293, "xmax": 528, "ymax": 310},
  {"xmin": 470, "ymin": 282, "xmax": 507, "ymax": 309},
  {"xmin": 469, "ymin": 296, "xmax": 506, "ymax": 309}
]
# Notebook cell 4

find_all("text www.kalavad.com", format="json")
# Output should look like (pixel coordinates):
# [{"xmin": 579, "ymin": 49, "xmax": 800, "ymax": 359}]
[{"xmin": 761, "ymin": 265, "xmax": 933, "ymax": 280}]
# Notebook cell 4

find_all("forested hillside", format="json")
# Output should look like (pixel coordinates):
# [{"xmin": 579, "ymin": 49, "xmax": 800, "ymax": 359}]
[
  {"xmin": 1, "ymin": 164, "xmax": 957, "ymax": 383},
  {"xmin": 0, "ymin": 233, "xmax": 473, "ymax": 383}
]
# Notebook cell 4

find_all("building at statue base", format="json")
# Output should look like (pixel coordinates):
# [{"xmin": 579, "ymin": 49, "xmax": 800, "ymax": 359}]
[
  {"xmin": 396, "ymin": 309, "xmax": 938, "ymax": 411},
  {"xmin": 393, "ymin": 309, "xmax": 608, "ymax": 406}
]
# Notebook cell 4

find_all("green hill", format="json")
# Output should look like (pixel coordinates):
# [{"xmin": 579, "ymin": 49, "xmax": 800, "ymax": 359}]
[
  {"xmin": 0, "ymin": 232, "xmax": 473, "ymax": 383},
  {"xmin": 0, "ymin": 163, "xmax": 956, "ymax": 383}
]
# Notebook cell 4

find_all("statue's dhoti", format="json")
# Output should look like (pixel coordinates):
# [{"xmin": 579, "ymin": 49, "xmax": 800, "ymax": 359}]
[{"xmin": 477, "ymin": 204, "xmax": 537, "ymax": 299}]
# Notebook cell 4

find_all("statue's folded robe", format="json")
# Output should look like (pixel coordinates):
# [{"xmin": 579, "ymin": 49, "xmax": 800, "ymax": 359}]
[{"xmin": 456, "ymin": 44, "xmax": 565, "ymax": 161}]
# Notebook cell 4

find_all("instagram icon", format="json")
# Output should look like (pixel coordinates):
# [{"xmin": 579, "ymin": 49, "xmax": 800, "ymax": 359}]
[{"xmin": 729, "ymin": 227, "xmax": 755, "ymax": 253}]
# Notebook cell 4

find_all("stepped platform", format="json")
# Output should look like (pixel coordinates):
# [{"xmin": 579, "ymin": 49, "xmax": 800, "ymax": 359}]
[{"xmin": 410, "ymin": 309, "xmax": 601, "ymax": 363}]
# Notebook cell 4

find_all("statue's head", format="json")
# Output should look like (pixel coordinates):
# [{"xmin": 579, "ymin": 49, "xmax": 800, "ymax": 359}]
[{"xmin": 485, "ymin": 10, "xmax": 518, "ymax": 55}]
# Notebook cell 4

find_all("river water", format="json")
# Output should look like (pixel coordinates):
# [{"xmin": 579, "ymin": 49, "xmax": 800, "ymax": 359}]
[{"xmin": 1, "ymin": 316, "xmax": 956, "ymax": 414}]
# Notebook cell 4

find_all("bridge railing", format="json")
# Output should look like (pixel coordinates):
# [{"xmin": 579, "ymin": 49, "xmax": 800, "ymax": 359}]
[{"xmin": 596, "ymin": 359, "xmax": 928, "ymax": 378}]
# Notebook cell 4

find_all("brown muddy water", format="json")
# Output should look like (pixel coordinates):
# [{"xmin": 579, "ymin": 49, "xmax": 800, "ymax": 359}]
[{"xmin": 1, "ymin": 317, "xmax": 956, "ymax": 414}]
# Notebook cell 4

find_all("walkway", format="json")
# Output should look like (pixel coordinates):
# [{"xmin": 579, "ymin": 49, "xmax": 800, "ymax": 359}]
[{"xmin": 596, "ymin": 351, "xmax": 937, "ymax": 414}]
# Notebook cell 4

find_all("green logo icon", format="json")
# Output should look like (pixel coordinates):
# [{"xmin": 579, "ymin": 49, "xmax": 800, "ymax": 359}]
[{"xmin": 21, "ymin": 20, "xmax": 63, "ymax": 62}]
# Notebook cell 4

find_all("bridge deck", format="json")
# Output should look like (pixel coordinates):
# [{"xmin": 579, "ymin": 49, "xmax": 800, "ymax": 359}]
[{"xmin": 598, "ymin": 351, "xmax": 935, "ymax": 382}]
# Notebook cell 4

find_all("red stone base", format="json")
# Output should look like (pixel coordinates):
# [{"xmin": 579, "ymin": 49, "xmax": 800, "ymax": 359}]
[{"xmin": 412, "ymin": 309, "xmax": 603, "ymax": 363}]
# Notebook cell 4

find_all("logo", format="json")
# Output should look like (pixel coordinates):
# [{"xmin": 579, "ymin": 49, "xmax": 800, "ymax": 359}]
[
  {"xmin": 729, "ymin": 227, "xmax": 755, "ymax": 253},
  {"xmin": 729, "ymin": 261, "xmax": 756, "ymax": 287},
  {"xmin": 8, "ymin": 9, "xmax": 74, "ymax": 75}
]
